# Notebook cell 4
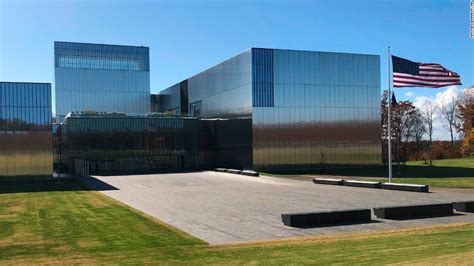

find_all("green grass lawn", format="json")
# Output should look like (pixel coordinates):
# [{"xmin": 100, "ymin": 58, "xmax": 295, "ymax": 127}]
[
  {"xmin": 358, "ymin": 177, "xmax": 474, "ymax": 189},
  {"xmin": 263, "ymin": 156, "xmax": 474, "ymax": 188},
  {"xmin": 406, "ymin": 156, "xmax": 474, "ymax": 168},
  {"xmin": 360, "ymin": 157, "xmax": 474, "ymax": 188},
  {"xmin": 1, "ymin": 179, "xmax": 474, "ymax": 264}
]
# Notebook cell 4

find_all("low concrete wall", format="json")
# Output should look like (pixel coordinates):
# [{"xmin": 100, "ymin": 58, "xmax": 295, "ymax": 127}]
[
  {"xmin": 453, "ymin": 201, "xmax": 474, "ymax": 213},
  {"xmin": 344, "ymin": 180, "xmax": 381, "ymax": 188},
  {"xmin": 381, "ymin": 182, "xmax": 429, "ymax": 193},
  {"xmin": 282, "ymin": 209, "xmax": 371, "ymax": 228},
  {"xmin": 226, "ymin": 169, "xmax": 241, "ymax": 174},
  {"xmin": 241, "ymin": 170, "xmax": 259, "ymax": 176},
  {"xmin": 312, "ymin": 178, "xmax": 344, "ymax": 185},
  {"xmin": 374, "ymin": 203, "xmax": 453, "ymax": 220}
]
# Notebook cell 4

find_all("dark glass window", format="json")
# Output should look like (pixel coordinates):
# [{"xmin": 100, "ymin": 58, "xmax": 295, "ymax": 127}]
[
  {"xmin": 252, "ymin": 48, "xmax": 274, "ymax": 107},
  {"xmin": 54, "ymin": 42, "xmax": 149, "ymax": 71},
  {"xmin": 0, "ymin": 82, "xmax": 52, "ymax": 131}
]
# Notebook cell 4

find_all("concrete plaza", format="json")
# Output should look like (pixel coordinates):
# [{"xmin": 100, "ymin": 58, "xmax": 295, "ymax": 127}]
[{"xmin": 83, "ymin": 171, "xmax": 474, "ymax": 244}]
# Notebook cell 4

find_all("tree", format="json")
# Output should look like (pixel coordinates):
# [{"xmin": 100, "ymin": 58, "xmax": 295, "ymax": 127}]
[
  {"xmin": 440, "ymin": 97, "xmax": 459, "ymax": 145},
  {"xmin": 392, "ymin": 101, "xmax": 419, "ymax": 168},
  {"xmin": 456, "ymin": 87, "xmax": 474, "ymax": 155},
  {"xmin": 381, "ymin": 90, "xmax": 395, "ymax": 164},
  {"xmin": 421, "ymin": 100, "xmax": 436, "ymax": 144},
  {"xmin": 381, "ymin": 91, "xmax": 421, "ymax": 169},
  {"xmin": 412, "ymin": 110, "xmax": 425, "ymax": 144}
]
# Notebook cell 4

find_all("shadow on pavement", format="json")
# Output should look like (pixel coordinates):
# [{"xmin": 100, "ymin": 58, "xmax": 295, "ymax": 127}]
[{"xmin": 0, "ymin": 176, "xmax": 118, "ymax": 194}]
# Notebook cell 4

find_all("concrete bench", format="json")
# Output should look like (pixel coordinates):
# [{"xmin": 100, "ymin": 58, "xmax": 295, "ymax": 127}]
[
  {"xmin": 312, "ymin": 178, "xmax": 344, "ymax": 186},
  {"xmin": 381, "ymin": 182, "xmax": 429, "ymax": 193},
  {"xmin": 281, "ymin": 209, "xmax": 371, "ymax": 228},
  {"xmin": 214, "ymin": 168, "xmax": 227, "ymax": 172},
  {"xmin": 226, "ymin": 169, "xmax": 241, "ymax": 174},
  {"xmin": 453, "ymin": 201, "xmax": 474, "ymax": 213},
  {"xmin": 374, "ymin": 203, "xmax": 453, "ymax": 220},
  {"xmin": 241, "ymin": 170, "xmax": 259, "ymax": 176},
  {"xmin": 343, "ymin": 180, "xmax": 381, "ymax": 189}
]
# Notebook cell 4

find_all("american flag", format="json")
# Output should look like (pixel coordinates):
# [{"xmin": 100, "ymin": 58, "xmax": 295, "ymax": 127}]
[{"xmin": 392, "ymin": 55, "xmax": 461, "ymax": 88}]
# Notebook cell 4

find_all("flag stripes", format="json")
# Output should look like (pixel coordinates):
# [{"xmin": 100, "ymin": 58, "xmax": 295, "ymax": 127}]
[{"xmin": 392, "ymin": 55, "xmax": 461, "ymax": 88}]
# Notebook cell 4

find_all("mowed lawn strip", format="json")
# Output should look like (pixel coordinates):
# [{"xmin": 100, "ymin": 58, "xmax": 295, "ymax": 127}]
[
  {"xmin": 358, "ymin": 177, "xmax": 474, "ymax": 189},
  {"xmin": 358, "ymin": 157, "xmax": 474, "ymax": 188},
  {"xmin": 0, "ymin": 179, "xmax": 204, "ymax": 264},
  {"xmin": 406, "ymin": 156, "xmax": 474, "ymax": 168},
  {"xmin": 262, "ymin": 156, "xmax": 474, "ymax": 188},
  {"xmin": 1, "ymin": 179, "xmax": 474, "ymax": 264}
]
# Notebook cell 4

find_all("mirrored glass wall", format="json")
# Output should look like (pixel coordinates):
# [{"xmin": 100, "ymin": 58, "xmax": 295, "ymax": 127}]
[
  {"xmin": 54, "ymin": 42, "xmax": 150, "ymax": 121},
  {"xmin": 0, "ymin": 82, "xmax": 52, "ymax": 177},
  {"xmin": 253, "ymin": 49, "xmax": 381, "ymax": 170}
]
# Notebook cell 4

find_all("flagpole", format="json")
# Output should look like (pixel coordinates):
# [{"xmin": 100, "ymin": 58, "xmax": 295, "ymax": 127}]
[{"xmin": 387, "ymin": 46, "xmax": 392, "ymax": 183}]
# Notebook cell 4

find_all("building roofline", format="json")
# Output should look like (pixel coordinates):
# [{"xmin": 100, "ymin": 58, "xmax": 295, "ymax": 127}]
[
  {"xmin": 158, "ymin": 48, "xmax": 252, "ymax": 93},
  {"xmin": 0, "ymin": 81, "xmax": 51, "ymax": 85},
  {"xmin": 54, "ymin": 41, "xmax": 149, "ymax": 49},
  {"xmin": 250, "ymin": 47, "xmax": 380, "ymax": 57},
  {"xmin": 158, "ymin": 47, "xmax": 379, "ymax": 93}
]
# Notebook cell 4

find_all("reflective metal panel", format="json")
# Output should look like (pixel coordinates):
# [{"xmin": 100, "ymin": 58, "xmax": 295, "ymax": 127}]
[
  {"xmin": 186, "ymin": 49, "xmax": 252, "ymax": 118},
  {"xmin": 158, "ymin": 48, "xmax": 381, "ymax": 171},
  {"xmin": 54, "ymin": 42, "xmax": 150, "ymax": 120},
  {"xmin": 59, "ymin": 116, "xmax": 199, "ymax": 174},
  {"xmin": 159, "ymin": 83, "xmax": 182, "ymax": 114},
  {"xmin": 253, "ymin": 50, "xmax": 381, "ymax": 170},
  {"xmin": 0, "ymin": 82, "xmax": 53, "ymax": 177},
  {"xmin": 159, "ymin": 50, "xmax": 254, "ymax": 167}
]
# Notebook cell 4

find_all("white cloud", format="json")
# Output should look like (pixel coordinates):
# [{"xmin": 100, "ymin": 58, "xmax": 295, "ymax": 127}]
[
  {"xmin": 404, "ymin": 91, "xmax": 414, "ymax": 98},
  {"xmin": 433, "ymin": 85, "xmax": 461, "ymax": 107},
  {"xmin": 412, "ymin": 86, "xmax": 464, "ymax": 141}
]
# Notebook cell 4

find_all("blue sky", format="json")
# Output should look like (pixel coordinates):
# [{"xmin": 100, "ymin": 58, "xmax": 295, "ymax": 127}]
[{"xmin": 0, "ymin": 0, "xmax": 472, "ymax": 138}]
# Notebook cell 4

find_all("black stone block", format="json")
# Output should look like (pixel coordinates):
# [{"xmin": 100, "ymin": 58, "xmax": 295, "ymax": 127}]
[
  {"xmin": 374, "ymin": 203, "xmax": 453, "ymax": 220},
  {"xmin": 281, "ymin": 209, "xmax": 371, "ymax": 228},
  {"xmin": 381, "ymin": 182, "xmax": 429, "ymax": 192},
  {"xmin": 312, "ymin": 178, "xmax": 344, "ymax": 185},
  {"xmin": 453, "ymin": 201, "xmax": 474, "ymax": 213},
  {"xmin": 241, "ymin": 170, "xmax": 259, "ymax": 176},
  {"xmin": 226, "ymin": 169, "xmax": 241, "ymax": 174},
  {"xmin": 343, "ymin": 180, "xmax": 381, "ymax": 188}
]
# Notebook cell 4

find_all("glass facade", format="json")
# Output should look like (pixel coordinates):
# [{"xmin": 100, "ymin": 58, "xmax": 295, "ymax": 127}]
[
  {"xmin": 158, "ymin": 83, "xmax": 181, "ymax": 114},
  {"xmin": 187, "ymin": 50, "xmax": 252, "ymax": 118},
  {"xmin": 54, "ymin": 42, "xmax": 150, "ymax": 121},
  {"xmin": 150, "ymin": 94, "xmax": 161, "ymax": 113},
  {"xmin": 253, "ymin": 49, "xmax": 381, "ymax": 170},
  {"xmin": 0, "ymin": 82, "xmax": 53, "ymax": 177},
  {"xmin": 57, "ymin": 115, "xmax": 199, "ymax": 174},
  {"xmin": 158, "ymin": 48, "xmax": 381, "ymax": 171},
  {"xmin": 199, "ymin": 118, "xmax": 253, "ymax": 169}
]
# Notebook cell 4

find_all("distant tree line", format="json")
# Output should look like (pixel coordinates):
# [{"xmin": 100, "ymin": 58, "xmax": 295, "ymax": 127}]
[{"xmin": 381, "ymin": 86, "xmax": 473, "ymax": 168}]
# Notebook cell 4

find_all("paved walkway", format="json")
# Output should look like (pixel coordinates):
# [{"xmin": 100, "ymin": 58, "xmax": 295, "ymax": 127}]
[{"xmin": 83, "ymin": 171, "xmax": 474, "ymax": 244}]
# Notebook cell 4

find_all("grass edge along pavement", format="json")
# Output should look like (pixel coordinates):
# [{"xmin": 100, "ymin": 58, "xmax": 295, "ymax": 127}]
[
  {"xmin": 1, "ymin": 178, "xmax": 474, "ymax": 264},
  {"xmin": 262, "ymin": 156, "xmax": 474, "ymax": 189}
]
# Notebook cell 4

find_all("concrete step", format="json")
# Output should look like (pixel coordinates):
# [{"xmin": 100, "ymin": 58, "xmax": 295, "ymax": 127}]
[
  {"xmin": 374, "ymin": 203, "xmax": 453, "ymax": 220},
  {"xmin": 282, "ymin": 209, "xmax": 372, "ymax": 228},
  {"xmin": 344, "ymin": 180, "xmax": 381, "ymax": 188},
  {"xmin": 453, "ymin": 201, "xmax": 474, "ymax": 213},
  {"xmin": 381, "ymin": 182, "xmax": 429, "ymax": 193},
  {"xmin": 241, "ymin": 170, "xmax": 259, "ymax": 176},
  {"xmin": 312, "ymin": 178, "xmax": 344, "ymax": 185},
  {"xmin": 226, "ymin": 169, "xmax": 241, "ymax": 174}
]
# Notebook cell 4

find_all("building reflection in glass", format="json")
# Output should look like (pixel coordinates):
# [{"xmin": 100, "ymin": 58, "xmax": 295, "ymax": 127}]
[
  {"xmin": 0, "ymin": 82, "xmax": 52, "ymax": 177},
  {"xmin": 57, "ymin": 114, "xmax": 200, "ymax": 174},
  {"xmin": 54, "ymin": 41, "xmax": 150, "ymax": 122},
  {"xmin": 159, "ymin": 48, "xmax": 381, "ymax": 171}
]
